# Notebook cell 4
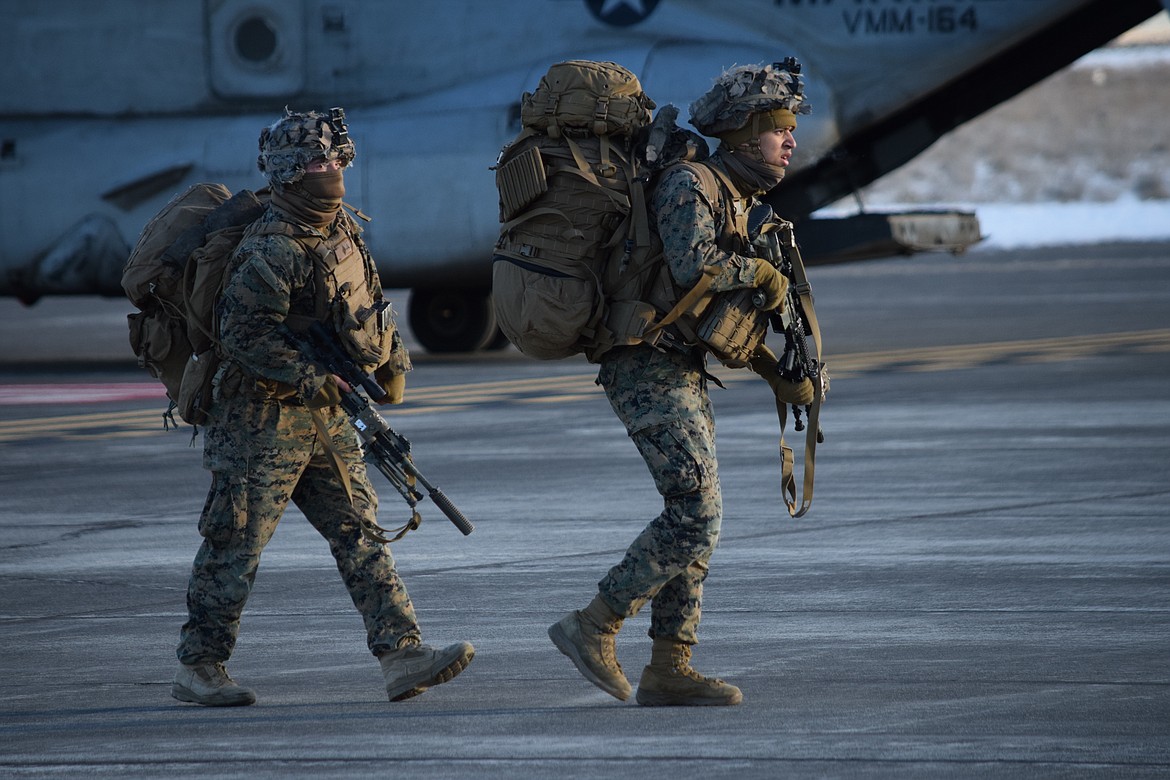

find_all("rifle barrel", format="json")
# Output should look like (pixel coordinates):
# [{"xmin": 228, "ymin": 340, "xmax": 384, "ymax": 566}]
[{"xmin": 305, "ymin": 323, "xmax": 474, "ymax": 537}]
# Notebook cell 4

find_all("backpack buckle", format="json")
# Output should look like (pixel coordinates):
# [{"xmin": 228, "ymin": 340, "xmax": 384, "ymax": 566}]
[{"xmin": 592, "ymin": 96, "xmax": 611, "ymax": 135}]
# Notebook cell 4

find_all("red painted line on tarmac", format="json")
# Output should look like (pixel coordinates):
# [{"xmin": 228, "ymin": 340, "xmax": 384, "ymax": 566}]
[{"xmin": 0, "ymin": 383, "xmax": 167, "ymax": 405}]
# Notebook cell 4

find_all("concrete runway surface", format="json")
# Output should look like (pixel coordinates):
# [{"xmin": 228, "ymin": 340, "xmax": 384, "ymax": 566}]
[{"xmin": 1, "ymin": 243, "xmax": 1168, "ymax": 778}]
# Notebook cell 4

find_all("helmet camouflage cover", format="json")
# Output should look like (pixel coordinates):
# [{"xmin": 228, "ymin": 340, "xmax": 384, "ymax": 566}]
[
  {"xmin": 256, "ymin": 107, "xmax": 356, "ymax": 186},
  {"xmin": 689, "ymin": 59, "xmax": 811, "ymax": 140}
]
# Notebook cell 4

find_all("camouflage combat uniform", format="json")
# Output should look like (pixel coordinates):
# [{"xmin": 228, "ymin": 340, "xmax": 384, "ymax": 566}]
[
  {"xmin": 176, "ymin": 206, "xmax": 417, "ymax": 665},
  {"xmin": 594, "ymin": 156, "xmax": 763, "ymax": 645}
]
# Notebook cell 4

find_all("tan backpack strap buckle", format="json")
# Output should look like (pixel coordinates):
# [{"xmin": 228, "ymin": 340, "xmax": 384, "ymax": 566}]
[{"xmin": 592, "ymin": 97, "xmax": 611, "ymax": 135}]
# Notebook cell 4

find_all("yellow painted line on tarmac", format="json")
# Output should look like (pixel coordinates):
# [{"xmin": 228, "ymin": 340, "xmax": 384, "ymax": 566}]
[
  {"xmin": 824, "ymin": 329, "xmax": 1170, "ymax": 378},
  {"xmin": 391, "ymin": 404, "xmax": 475, "ymax": 415},
  {"xmin": 1, "ymin": 329, "xmax": 1167, "ymax": 444},
  {"xmin": 0, "ymin": 409, "xmax": 164, "ymax": 442},
  {"xmin": 517, "ymin": 394, "xmax": 601, "ymax": 404},
  {"xmin": 406, "ymin": 374, "xmax": 598, "ymax": 403}
]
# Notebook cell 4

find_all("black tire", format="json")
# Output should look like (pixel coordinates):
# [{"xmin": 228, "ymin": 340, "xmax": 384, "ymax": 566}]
[
  {"xmin": 408, "ymin": 288, "xmax": 498, "ymax": 353},
  {"xmin": 485, "ymin": 325, "xmax": 512, "ymax": 351}
]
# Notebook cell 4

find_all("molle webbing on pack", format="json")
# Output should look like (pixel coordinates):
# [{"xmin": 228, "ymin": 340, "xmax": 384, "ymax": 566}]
[
  {"xmin": 519, "ymin": 59, "xmax": 655, "ymax": 140},
  {"xmin": 498, "ymin": 133, "xmax": 635, "ymax": 269},
  {"xmin": 493, "ymin": 128, "xmax": 658, "ymax": 360}
]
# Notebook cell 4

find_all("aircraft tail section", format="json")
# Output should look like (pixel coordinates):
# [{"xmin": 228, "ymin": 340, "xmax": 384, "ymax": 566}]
[{"xmin": 768, "ymin": 0, "xmax": 1165, "ymax": 222}]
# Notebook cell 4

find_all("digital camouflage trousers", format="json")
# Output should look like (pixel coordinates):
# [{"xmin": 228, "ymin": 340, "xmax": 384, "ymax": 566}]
[
  {"xmin": 176, "ymin": 393, "xmax": 420, "ymax": 665},
  {"xmin": 596, "ymin": 345, "xmax": 723, "ymax": 645}
]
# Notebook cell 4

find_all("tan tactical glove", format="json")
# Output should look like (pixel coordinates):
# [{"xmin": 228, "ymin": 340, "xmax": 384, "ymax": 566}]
[
  {"xmin": 752, "ymin": 259, "xmax": 788, "ymax": 311},
  {"xmin": 749, "ymin": 345, "xmax": 815, "ymax": 406},
  {"xmin": 307, "ymin": 375, "xmax": 342, "ymax": 408},
  {"xmin": 257, "ymin": 377, "xmax": 303, "ymax": 403},
  {"xmin": 377, "ymin": 371, "xmax": 406, "ymax": 405}
]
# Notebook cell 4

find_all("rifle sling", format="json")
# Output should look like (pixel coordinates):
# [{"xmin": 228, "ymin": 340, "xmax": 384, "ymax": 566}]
[
  {"xmin": 310, "ymin": 406, "xmax": 353, "ymax": 504},
  {"xmin": 765, "ymin": 232, "xmax": 824, "ymax": 519},
  {"xmin": 775, "ymin": 381, "xmax": 822, "ymax": 519}
]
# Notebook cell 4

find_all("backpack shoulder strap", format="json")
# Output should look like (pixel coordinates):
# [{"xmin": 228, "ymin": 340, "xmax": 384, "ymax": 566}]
[
  {"xmin": 244, "ymin": 217, "xmax": 330, "ymax": 267},
  {"xmin": 246, "ymin": 217, "xmax": 316, "ymax": 243},
  {"xmin": 638, "ymin": 161, "xmax": 739, "ymax": 342},
  {"xmin": 679, "ymin": 161, "xmax": 722, "ymax": 204},
  {"xmin": 680, "ymin": 160, "xmax": 751, "ymax": 243}
]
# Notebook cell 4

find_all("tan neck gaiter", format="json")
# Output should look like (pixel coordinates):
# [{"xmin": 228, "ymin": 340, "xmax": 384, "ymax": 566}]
[{"xmin": 272, "ymin": 170, "xmax": 345, "ymax": 228}]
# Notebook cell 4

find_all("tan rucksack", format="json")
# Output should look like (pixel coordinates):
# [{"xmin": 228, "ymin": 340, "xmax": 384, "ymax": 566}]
[
  {"xmin": 122, "ymin": 183, "xmax": 267, "ymax": 425},
  {"xmin": 491, "ymin": 60, "xmax": 666, "ymax": 361}
]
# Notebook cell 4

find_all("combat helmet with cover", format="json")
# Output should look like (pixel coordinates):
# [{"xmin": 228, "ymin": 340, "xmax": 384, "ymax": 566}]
[
  {"xmin": 689, "ymin": 58, "xmax": 810, "ymax": 147},
  {"xmin": 257, "ymin": 107, "xmax": 356, "ymax": 187}
]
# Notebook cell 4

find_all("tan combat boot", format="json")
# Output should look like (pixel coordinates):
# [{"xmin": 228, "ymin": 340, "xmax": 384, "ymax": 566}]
[
  {"xmin": 635, "ymin": 638, "xmax": 743, "ymax": 707},
  {"xmin": 548, "ymin": 595, "xmax": 632, "ymax": 701},
  {"xmin": 172, "ymin": 662, "xmax": 257, "ymax": 707},
  {"xmin": 379, "ymin": 640, "xmax": 475, "ymax": 701}
]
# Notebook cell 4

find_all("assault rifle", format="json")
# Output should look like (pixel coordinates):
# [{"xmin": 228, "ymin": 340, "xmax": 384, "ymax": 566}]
[
  {"xmin": 748, "ymin": 204, "xmax": 828, "ymax": 436},
  {"xmin": 305, "ymin": 321, "xmax": 474, "ymax": 538},
  {"xmin": 748, "ymin": 203, "xmax": 827, "ymax": 518}
]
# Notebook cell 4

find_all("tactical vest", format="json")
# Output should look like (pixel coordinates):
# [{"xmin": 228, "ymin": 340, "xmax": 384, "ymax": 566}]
[
  {"xmin": 229, "ymin": 211, "xmax": 398, "ymax": 401},
  {"xmin": 639, "ymin": 160, "xmax": 767, "ymax": 367},
  {"xmin": 282, "ymin": 215, "xmax": 396, "ymax": 372}
]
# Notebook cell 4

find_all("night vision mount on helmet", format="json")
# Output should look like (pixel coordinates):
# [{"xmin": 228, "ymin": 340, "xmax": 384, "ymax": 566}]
[{"xmin": 257, "ymin": 107, "xmax": 356, "ymax": 187}]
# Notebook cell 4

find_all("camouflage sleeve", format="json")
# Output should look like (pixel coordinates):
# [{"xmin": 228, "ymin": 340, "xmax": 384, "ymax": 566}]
[
  {"xmin": 379, "ymin": 325, "xmax": 413, "ymax": 377},
  {"xmin": 652, "ymin": 165, "xmax": 759, "ymax": 292},
  {"xmin": 217, "ymin": 234, "xmax": 330, "ymax": 402}
]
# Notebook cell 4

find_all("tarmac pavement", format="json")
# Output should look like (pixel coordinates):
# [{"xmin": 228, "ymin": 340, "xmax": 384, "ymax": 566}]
[{"xmin": 1, "ymin": 243, "xmax": 1168, "ymax": 778}]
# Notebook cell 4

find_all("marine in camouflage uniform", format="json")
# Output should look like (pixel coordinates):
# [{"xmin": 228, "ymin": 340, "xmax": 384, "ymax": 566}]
[
  {"xmin": 172, "ymin": 109, "xmax": 473, "ymax": 707},
  {"xmin": 549, "ymin": 62, "xmax": 815, "ymax": 707}
]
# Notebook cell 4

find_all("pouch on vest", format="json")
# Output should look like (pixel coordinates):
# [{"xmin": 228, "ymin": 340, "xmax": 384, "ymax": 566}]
[
  {"xmin": 320, "ymin": 228, "xmax": 395, "ymax": 369},
  {"xmin": 695, "ymin": 288, "xmax": 769, "ymax": 369}
]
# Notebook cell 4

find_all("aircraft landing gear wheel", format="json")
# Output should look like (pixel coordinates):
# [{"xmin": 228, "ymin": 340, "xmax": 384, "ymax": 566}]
[
  {"xmin": 485, "ymin": 326, "xmax": 512, "ymax": 351},
  {"xmin": 408, "ymin": 288, "xmax": 498, "ymax": 353}
]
